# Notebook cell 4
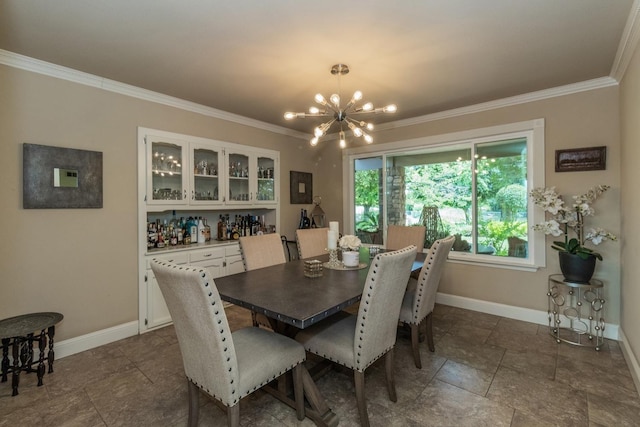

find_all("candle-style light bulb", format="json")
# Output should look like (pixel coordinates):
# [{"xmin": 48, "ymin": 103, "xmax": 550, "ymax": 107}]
[{"xmin": 330, "ymin": 94, "xmax": 340, "ymax": 107}]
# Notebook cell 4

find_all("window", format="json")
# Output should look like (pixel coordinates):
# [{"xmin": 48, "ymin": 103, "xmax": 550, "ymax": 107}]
[{"xmin": 346, "ymin": 119, "xmax": 545, "ymax": 270}]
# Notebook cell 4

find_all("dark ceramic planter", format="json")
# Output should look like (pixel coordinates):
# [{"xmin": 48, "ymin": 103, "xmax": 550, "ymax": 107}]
[{"xmin": 558, "ymin": 251, "xmax": 596, "ymax": 283}]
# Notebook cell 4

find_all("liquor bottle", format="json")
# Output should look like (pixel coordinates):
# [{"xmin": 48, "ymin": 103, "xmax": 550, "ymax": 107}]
[
  {"xmin": 302, "ymin": 209, "xmax": 311, "ymax": 229},
  {"xmin": 188, "ymin": 217, "xmax": 198, "ymax": 244},
  {"xmin": 197, "ymin": 217, "xmax": 205, "ymax": 243},
  {"xmin": 217, "ymin": 215, "xmax": 224, "ymax": 240},
  {"xmin": 298, "ymin": 209, "xmax": 305, "ymax": 229},
  {"xmin": 204, "ymin": 218, "xmax": 211, "ymax": 242}
]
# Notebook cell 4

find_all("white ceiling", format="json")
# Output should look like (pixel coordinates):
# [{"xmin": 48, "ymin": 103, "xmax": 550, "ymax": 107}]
[{"xmin": 0, "ymin": 0, "xmax": 636, "ymax": 138}]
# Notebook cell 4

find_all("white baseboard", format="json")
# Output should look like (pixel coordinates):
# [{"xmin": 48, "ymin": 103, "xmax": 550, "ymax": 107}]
[
  {"xmin": 55, "ymin": 321, "xmax": 139, "ymax": 359},
  {"xmin": 618, "ymin": 329, "xmax": 640, "ymax": 395},
  {"xmin": 435, "ymin": 292, "xmax": 619, "ymax": 340}
]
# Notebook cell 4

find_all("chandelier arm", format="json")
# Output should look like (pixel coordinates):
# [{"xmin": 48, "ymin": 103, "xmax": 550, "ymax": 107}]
[{"xmin": 349, "ymin": 109, "xmax": 380, "ymax": 115}]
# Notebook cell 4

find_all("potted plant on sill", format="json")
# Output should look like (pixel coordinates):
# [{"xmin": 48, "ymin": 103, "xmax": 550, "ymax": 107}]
[{"xmin": 530, "ymin": 185, "xmax": 617, "ymax": 283}]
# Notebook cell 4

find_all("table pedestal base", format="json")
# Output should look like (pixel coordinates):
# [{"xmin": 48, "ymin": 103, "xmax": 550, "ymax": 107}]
[{"xmin": 263, "ymin": 366, "xmax": 338, "ymax": 427}]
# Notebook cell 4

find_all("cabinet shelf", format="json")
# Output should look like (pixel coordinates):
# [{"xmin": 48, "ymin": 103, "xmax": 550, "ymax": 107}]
[
  {"xmin": 152, "ymin": 170, "xmax": 182, "ymax": 176},
  {"xmin": 194, "ymin": 174, "xmax": 218, "ymax": 178}
]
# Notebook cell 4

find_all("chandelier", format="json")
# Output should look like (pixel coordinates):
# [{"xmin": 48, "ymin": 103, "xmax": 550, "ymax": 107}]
[{"xmin": 284, "ymin": 64, "xmax": 397, "ymax": 148}]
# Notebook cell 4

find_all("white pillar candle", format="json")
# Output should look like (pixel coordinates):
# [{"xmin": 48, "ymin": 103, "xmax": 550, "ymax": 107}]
[
  {"xmin": 327, "ymin": 230, "xmax": 338, "ymax": 250},
  {"xmin": 329, "ymin": 221, "xmax": 339, "ymax": 234}
]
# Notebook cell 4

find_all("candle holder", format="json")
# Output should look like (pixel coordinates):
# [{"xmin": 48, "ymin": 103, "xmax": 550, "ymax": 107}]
[{"xmin": 326, "ymin": 248, "xmax": 341, "ymax": 268}]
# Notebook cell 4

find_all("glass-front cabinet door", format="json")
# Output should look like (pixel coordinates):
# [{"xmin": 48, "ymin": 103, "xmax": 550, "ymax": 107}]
[
  {"xmin": 256, "ymin": 155, "xmax": 277, "ymax": 203},
  {"xmin": 190, "ymin": 142, "xmax": 223, "ymax": 206},
  {"xmin": 226, "ymin": 149, "xmax": 251, "ymax": 204},
  {"xmin": 147, "ymin": 137, "xmax": 187, "ymax": 205}
]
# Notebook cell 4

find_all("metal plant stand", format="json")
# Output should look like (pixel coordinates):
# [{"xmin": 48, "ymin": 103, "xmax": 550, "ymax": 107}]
[{"xmin": 547, "ymin": 274, "xmax": 605, "ymax": 350}]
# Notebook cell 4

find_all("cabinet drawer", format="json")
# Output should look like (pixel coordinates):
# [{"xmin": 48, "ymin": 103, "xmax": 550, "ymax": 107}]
[
  {"xmin": 146, "ymin": 252, "xmax": 189, "ymax": 269},
  {"xmin": 190, "ymin": 247, "xmax": 225, "ymax": 263},
  {"xmin": 225, "ymin": 243, "xmax": 241, "ymax": 257}
]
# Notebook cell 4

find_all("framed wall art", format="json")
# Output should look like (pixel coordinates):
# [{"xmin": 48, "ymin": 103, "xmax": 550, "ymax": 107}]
[
  {"xmin": 290, "ymin": 171, "xmax": 312, "ymax": 204},
  {"xmin": 23, "ymin": 143, "xmax": 103, "ymax": 209},
  {"xmin": 555, "ymin": 146, "xmax": 606, "ymax": 173}
]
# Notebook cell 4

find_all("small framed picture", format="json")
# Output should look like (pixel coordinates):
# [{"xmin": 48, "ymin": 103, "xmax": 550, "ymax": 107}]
[{"xmin": 555, "ymin": 146, "xmax": 606, "ymax": 172}]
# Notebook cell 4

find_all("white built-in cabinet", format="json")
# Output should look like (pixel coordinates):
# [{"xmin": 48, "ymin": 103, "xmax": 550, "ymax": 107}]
[
  {"xmin": 144, "ymin": 245, "xmax": 244, "ymax": 329},
  {"xmin": 144, "ymin": 131, "xmax": 277, "ymax": 209},
  {"xmin": 138, "ymin": 127, "xmax": 279, "ymax": 332}
]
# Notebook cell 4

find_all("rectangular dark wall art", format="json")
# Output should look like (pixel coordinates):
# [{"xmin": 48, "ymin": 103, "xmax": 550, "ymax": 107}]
[
  {"xmin": 23, "ymin": 143, "xmax": 103, "ymax": 209},
  {"xmin": 290, "ymin": 171, "xmax": 312, "ymax": 204},
  {"xmin": 555, "ymin": 146, "xmax": 606, "ymax": 172}
]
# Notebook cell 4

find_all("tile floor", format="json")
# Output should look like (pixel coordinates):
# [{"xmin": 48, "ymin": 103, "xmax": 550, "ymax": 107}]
[{"xmin": 1, "ymin": 304, "xmax": 639, "ymax": 426}]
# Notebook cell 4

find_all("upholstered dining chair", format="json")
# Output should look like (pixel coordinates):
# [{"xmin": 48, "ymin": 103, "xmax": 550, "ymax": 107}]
[
  {"xmin": 295, "ymin": 227, "xmax": 329, "ymax": 259},
  {"xmin": 150, "ymin": 260, "xmax": 306, "ymax": 427},
  {"xmin": 386, "ymin": 224, "xmax": 426, "ymax": 251},
  {"xmin": 399, "ymin": 235, "xmax": 455, "ymax": 368},
  {"xmin": 239, "ymin": 233, "xmax": 287, "ymax": 328},
  {"xmin": 296, "ymin": 246, "xmax": 417, "ymax": 427},
  {"xmin": 239, "ymin": 233, "xmax": 287, "ymax": 271}
]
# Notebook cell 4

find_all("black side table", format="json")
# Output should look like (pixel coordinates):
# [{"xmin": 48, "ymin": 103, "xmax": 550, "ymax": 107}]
[{"xmin": 0, "ymin": 312, "xmax": 63, "ymax": 396}]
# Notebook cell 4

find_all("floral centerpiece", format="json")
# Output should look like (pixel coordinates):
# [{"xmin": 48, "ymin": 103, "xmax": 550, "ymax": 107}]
[
  {"xmin": 530, "ymin": 185, "xmax": 616, "ymax": 282},
  {"xmin": 339, "ymin": 234, "xmax": 362, "ymax": 267},
  {"xmin": 339, "ymin": 234, "xmax": 362, "ymax": 251}
]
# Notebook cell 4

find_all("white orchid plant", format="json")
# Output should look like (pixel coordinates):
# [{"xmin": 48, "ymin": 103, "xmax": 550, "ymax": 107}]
[
  {"xmin": 339, "ymin": 235, "xmax": 362, "ymax": 251},
  {"xmin": 529, "ymin": 185, "xmax": 616, "ymax": 260}
]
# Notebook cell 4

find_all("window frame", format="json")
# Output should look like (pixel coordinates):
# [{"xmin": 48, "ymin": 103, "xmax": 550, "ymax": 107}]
[{"xmin": 343, "ymin": 119, "xmax": 546, "ymax": 271}]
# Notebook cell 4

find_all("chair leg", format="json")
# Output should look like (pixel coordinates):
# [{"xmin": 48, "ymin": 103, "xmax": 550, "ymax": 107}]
[
  {"xmin": 292, "ymin": 364, "xmax": 305, "ymax": 421},
  {"xmin": 410, "ymin": 323, "xmax": 422, "ymax": 369},
  {"xmin": 384, "ymin": 348, "xmax": 397, "ymax": 402},
  {"xmin": 226, "ymin": 404, "xmax": 240, "ymax": 427},
  {"xmin": 187, "ymin": 380, "xmax": 200, "ymax": 427},
  {"xmin": 354, "ymin": 370, "xmax": 370, "ymax": 427},
  {"xmin": 426, "ymin": 312, "xmax": 435, "ymax": 352}
]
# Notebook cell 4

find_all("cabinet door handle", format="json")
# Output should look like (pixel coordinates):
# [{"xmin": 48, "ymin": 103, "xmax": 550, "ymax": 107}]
[
  {"xmin": 203, "ymin": 253, "xmax": 212, "ymax": 257},
  {"xmin": 183, "ymin": 189, "xmax": 187, "ymax": 199},
  {"xmin": 191, "ymin": 190, "xmax": 195, "ymax": 200}
]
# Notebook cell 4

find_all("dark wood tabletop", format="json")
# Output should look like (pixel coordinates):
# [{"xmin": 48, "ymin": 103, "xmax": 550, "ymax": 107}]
[{"xmin": 215, "ymin": 252, "xmax": 425, "ymax": 329}]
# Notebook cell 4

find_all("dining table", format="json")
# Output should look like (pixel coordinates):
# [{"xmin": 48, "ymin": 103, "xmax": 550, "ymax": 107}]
[{"xmin": 214, "ymin": 249, "xmax": 426, "ymax": 427}]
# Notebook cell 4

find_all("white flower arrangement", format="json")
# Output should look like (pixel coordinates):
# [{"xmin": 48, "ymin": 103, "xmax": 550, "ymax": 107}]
[
  {"xmin": 339, "ymin": 234, "xmax": 362, "ymax": 251},
  {"xmin": 530, "ymin": 185, "xmax": 617, "ymax": 260}
]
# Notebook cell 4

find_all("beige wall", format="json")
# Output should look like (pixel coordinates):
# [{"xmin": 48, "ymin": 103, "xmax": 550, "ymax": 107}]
[
  {"xmin": 345, "ymin": 87, "xmax": 622, "ymax": 322},
  {"xmin": 0, "ymin": 64, "xmax": 324, "ymax": 341},
  {"xmin": 620, "ymin": 40, "xmax": 640, "ymax": 367},
  {"xmin": 0, "ymin": 61, "xmax": 625, "ymax": 344}
]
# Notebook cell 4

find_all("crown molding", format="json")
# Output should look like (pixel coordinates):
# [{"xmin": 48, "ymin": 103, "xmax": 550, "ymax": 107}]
[
  {"xmin": 376, "ymin": 77, "xmax": 618, "ymax": 131},
  {"xmin": 610, "ymin": 0, "xmax": 640, "ymax": 81},
  {"xmin": 0, "ymin": 49, "xmax": 620, "ymax": 140},
  {"xmin": 0, "ymin": 49, "xmax": 308, "ymax": 140}
]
